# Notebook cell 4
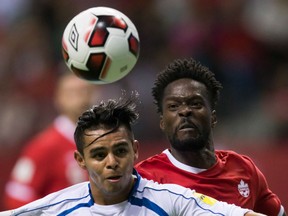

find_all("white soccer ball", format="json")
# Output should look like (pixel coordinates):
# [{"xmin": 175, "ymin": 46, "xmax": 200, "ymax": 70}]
[{"xmin": 62, "ymin": 7, "xmax": 140, "ymax": 84}]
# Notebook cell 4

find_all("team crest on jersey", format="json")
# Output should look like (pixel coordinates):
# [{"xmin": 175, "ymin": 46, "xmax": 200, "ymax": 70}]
[{"xmin": 238, "ymin": 179, "xmax": 250, "ymax": 198}]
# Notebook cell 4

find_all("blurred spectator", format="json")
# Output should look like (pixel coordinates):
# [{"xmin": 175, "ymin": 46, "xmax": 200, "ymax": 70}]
[
  {"xmin": 208, "ymin": 0, "xmax": 263, "ymax": 118},
  {"xmin": 263, "ymin": 63, "xmax": 288, "ymax": 145},
  {"xmin": 3, "ymin": 72, "xmax": 97, "ymax": 209},
  {"xmin": 0, "ymin": 0, "xmax": 31, "ymax": 30},
  {"xmin": 242, "ymin": 0, "xmax": 288, "ymax": 47}
]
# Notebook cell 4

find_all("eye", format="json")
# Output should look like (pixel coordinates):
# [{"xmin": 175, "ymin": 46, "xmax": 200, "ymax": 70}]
[
  {"xmin": 167, "ymin": 103, "xmax": 180, "ymax": 111},
  {"xmin": 189, "ymin": 100, "xmax": 204, "ymax": 109},
  {"xmin": 114, "ymin": 147, "xmax": 129, "ymax": 157},
  {"xmin": 191, "ymin": 102, "xmax": 202, "ymax": 108},
  {"xmin": 91, "ymin": 151, "xmax": 107, "ymax": 161}
]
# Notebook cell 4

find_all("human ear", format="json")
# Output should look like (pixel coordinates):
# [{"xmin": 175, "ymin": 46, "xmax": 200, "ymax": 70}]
[
  {"xmin": 211, "ymin": 110, "xmax": 217, "ymax": 128},
  {"xmin": 159, "ymin": 115, "xmax": 165, "ymax": 131},
  {"xmin": 132, "ymin": 140, "xmax": 139, "ymax": 161},
  {"xmin": 74, "ymin": 150, "xmax": 87, "ymax": 170}
]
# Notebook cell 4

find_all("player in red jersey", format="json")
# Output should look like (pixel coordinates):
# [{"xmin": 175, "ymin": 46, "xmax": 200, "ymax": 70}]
[
  {"xmin": 135, "ymin": 58, "xmax": 286, "ymax": 216},
  {"xmin": 4, "ymin": 72, "xmax": 96, "ymax": 209}
]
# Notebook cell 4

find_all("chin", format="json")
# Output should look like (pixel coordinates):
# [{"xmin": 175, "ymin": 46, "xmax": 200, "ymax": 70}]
[{"xmin": 171, "ymin": 137, "xmax": 205, "ymax": 151}]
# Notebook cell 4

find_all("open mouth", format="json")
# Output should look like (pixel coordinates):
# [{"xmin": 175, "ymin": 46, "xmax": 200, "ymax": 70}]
[
  {"xmin": 179, "ymin": 123, "xmax": 196, "ymax": 131},
  {"xmin": 107, "ymin": 175, "xmax": 122, "ymax": 182}
]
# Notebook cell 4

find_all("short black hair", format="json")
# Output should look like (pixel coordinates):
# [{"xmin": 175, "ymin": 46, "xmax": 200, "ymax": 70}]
[
  {"xmin": 152, "ymin": 58, "xmax": 223, "ymax": 113},
  {"xmin": 74, "ymin": 91, "xmax": 139, "ymax": 155}
]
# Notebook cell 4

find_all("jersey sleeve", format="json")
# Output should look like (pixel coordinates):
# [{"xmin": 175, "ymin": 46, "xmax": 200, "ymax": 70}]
[
  {"xmin": 135, "ymin": 162, "xmax": 157, "ymax": 179},
  {"xmin": 243, "ymin": 155, "xmax": 283, "ymax": 216},
  {"xmin": 135, "ymin": 153, "xmax": 170, "ymax": 182},
  {"xmin": 155, "ymin": 183, "xmax": 251, "ymax": 216}
]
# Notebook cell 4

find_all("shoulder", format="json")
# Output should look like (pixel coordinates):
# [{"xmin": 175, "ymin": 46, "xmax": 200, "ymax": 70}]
[
  {"xmin": 52, "ymin": 181, "xmax": 90, "ymax": 197},
  {"xmin": 137, "ymin": 177, "xmax": 194, "ymax": 198},
  {"xmin": 216, "ymin": 149, "xmax": 256, "ymax": 165},
  {"xmin": 22, "ymin": 125, "xmax": 74, "ymax": 157},
  {"xmin": 22, "ymin": 125, "xmax": 61, "ymax": 149},
  {"xmin": 135, "ymin": 150, "xmax": 170, "ymax": 179},
  {"xmin": 33, "ymin": 181, "xmax": 90, "ymax": 202},
  {"xmin": 215, "ymin": 149, "xmax": 262, "ymax": 177},
  {"xmin": 134, "ymin": 178, "xmax": 251, "ymax": 216},
  {"xmin": 12, "ymin": 182, "xmax": 91, "ymax": 215},
  {"xmin": 135, "ymin": 149, "xmax": 168, "ymax": 167}
]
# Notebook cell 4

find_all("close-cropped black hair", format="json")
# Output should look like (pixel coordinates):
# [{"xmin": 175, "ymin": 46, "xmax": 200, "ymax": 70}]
[
  {"xmin": 152, "ymin": 58, "xmax": 223, "ymax": 113},
  {"xmin": 74, "ymin": 91, "xmax": 139, "ymax": 155}
]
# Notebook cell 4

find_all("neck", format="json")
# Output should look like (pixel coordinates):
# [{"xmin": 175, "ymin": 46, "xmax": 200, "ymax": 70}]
[
  {"xmin": 91, "ymin": 175, "xmax": 135, "ymax": 205},
  {"xmin": 170, "ymin": 146, "xmax": 216, "ymax": 169}
]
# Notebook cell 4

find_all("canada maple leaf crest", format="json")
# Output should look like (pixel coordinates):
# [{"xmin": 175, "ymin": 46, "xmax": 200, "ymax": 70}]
[{"xmin": 238, "ymin": 179, "xmax": 250, "ymax": 198}]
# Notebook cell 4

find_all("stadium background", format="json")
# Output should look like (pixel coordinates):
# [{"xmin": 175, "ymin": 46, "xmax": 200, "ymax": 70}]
[{"xmin": 0, "ymin": 0, "xmax": 287, "ymax": 210}]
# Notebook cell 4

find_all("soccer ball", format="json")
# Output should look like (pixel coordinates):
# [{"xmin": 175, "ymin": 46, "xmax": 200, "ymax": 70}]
[{"xmin": 62, "ymin": 7, "xmax": 140, "ymax": 84}]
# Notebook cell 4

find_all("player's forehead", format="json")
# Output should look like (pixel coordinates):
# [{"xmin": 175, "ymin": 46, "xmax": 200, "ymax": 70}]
[
  {"xmin": 83, "ymin": 126, "xmax": 132, "ymax": 148},
  {"xmin": 163, "ymin": 78, "xmax": 208, "ymax": 100}
]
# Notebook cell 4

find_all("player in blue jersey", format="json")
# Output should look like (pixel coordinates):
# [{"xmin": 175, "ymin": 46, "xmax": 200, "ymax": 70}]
[{"xmin": 0, "ymin": 92, "xmax": 265, "ymax": 216}]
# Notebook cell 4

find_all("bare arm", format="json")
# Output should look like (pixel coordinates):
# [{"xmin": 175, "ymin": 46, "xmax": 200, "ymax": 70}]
[{"xmin": 245, "ymin": 212, "xmax": 266, "ymax": 216}]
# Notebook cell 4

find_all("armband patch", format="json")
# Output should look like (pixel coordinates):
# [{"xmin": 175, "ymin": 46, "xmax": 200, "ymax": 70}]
[{"xmin": 195, "ymin": 192, "xmax": 217, "ymax": 206}]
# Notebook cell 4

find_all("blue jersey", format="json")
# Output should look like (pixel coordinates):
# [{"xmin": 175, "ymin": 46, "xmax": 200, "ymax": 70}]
[{"xmin": 6, "ymin": 170, "xmax": 250, "ymax": 216}]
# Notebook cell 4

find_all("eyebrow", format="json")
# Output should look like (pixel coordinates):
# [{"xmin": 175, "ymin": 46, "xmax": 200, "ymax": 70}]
[
  {"xmin": 88, "ymin": 141, "xmax": 130, "ymax": 152},
  {"xmin": 165, "ymin": 94, "xmax": 204, "ymax": 101},
  {"xmin": 88, "ymin": 146, "xmax": 105, "ymax": 155}
]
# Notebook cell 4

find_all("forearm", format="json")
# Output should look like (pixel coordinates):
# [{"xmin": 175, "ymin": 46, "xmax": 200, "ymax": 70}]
[{"xmin": 245, "ymin": 211, "xmax": 266, "ymax": 216}]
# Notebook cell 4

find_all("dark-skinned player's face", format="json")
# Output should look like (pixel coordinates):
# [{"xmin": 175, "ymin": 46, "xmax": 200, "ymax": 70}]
[{"xmin": 160, "ymin": 78, "xmax": 216, "ymax": 151}]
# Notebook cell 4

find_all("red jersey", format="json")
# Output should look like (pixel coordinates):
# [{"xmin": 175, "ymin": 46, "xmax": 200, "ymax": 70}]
[
  {"xmin": 135, "ymin": 149, "xmax": 284, "ymax": 216},
  {"xmin": 4, "ymin": 116, "xmax": 87, "ymax": 209}
]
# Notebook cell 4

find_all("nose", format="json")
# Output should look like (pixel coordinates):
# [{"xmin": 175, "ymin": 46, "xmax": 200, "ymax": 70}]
[
  {"xmin": 106, "ymin": 154, "xmax": 119, "ymax": 169},
  {"xmin": 178, "ymin": 104, "xmax": 192, "ymax": 117}
]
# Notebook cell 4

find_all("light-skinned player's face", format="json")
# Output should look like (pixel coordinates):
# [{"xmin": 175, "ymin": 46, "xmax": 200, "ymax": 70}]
[{"xmin": 74, "ymin": 125, "xmax": 139, "ymax": 205}]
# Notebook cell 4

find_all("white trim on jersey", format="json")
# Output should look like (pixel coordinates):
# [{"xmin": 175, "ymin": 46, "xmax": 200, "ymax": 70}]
[
  {"xmin": 54, "ymin": 115, "xmax": 76, "ymax": 144},
  {"xmin": 278, "ymin": 205, "xmax": 285, "ymax": 216},
  {"xmin": 163, "ymin": 149, "xmax": 207, "ymax": 174},
  {"xmin": 7, "ymin": 170, "xmax": 250, "ymax": 216}
]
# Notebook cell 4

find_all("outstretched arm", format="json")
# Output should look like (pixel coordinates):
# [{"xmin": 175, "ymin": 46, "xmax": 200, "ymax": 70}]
[{"xmin": 245, "ymin": 211, "xmax": 266, "ymax": 216}]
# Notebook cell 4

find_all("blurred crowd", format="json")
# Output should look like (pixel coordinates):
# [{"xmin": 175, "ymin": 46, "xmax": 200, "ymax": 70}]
[{"xmin": 0, "ymin": 0, "xmax": 288, "ymax": 209}]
